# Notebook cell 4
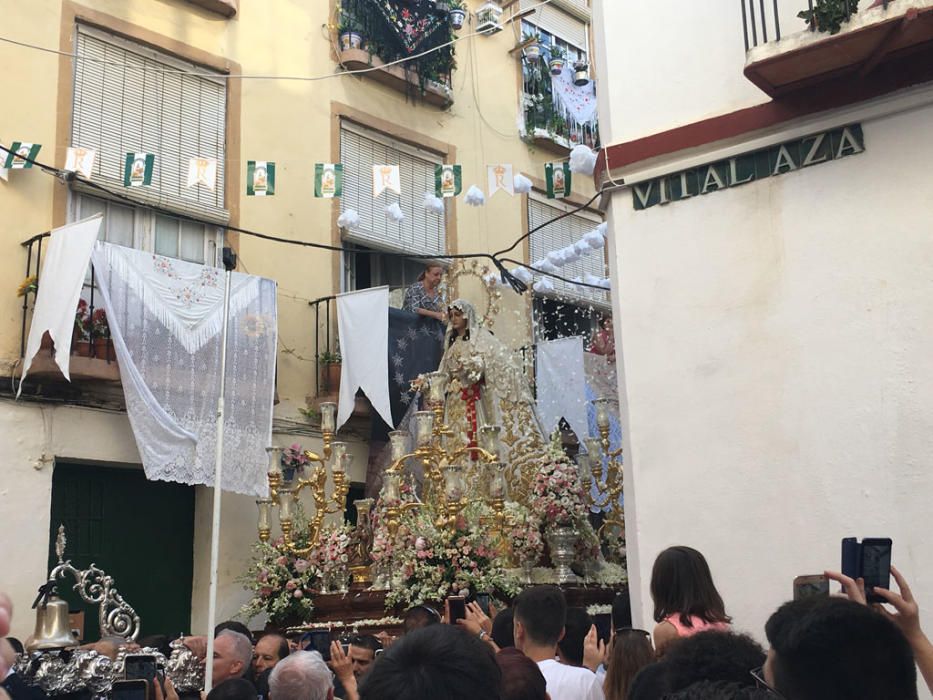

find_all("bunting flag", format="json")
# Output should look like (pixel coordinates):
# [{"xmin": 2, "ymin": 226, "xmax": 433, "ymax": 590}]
[
  {"xmin": 247, "ymin": 160, "xmax": 275, "ymax": 196},
  {"xmin": 4, "ymin": 142, "xmax": 41, "ymax": 169},
  {"xmin": 487, "ymin": 164, "xmax": 514, "ymax": 197},
  {"xmin": 373, "ymin": 164, "xmax": 401, "ymax": 197},
  {"xmin": 0, "ymin": 144, "xmax": 9, "ymax": 181},
  {"xmin": 435, "ymin": 164, "xmax": 462, "ymax": 198},
  {"xmin": 545, "ymin": 161, "xmax": 572, "ymax": 199},
  {"xmin": 187, "ymin": 157, "xmax": 217, "ymax": 190},
  {"xmin": 65, "ymin": 147, "xmax": 96, "ymax": 178},
  {"xmin": 124, "ymin": 153, "xmax": 155, "ymax": 187},
  {"xmin": 314, "ymin": 163, "xmax": 343, "ymax": 198}
]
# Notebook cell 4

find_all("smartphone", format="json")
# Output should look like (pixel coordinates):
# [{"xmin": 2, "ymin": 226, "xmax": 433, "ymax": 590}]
[
  {"xmin": 124, "ymin": 654, "xmax": 158, "ymax": 682},
  {"xmin": 447, "ymin": 596, "xmax": 467, "ymax": 624},
  {"xmin": 841, "ymin": 537, "xmax": 860, "ymax": 580},
  {"xmin": 306, "ymin": 630, "xmax": 333, "ymax": 662},
  {"xmin": 593, "ymin": 613, "xmax": 612, "ymax": 644},
  {"xmin": 112, "ymin": 679, "xmax": 148, "ymax": 700},
  {"xmin": 793, "ymin": 575, "xmax": 829, "ymax": 601},
  {"xmin": 475, "ymin": 593, "xmax": 491, "ymax": 617},
  {"xmin": 860, "ymin": 537, "xmax": 893, "ymax": 604}
]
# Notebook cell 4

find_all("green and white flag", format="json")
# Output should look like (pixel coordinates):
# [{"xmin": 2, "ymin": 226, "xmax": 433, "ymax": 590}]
[
  {"xmin": 247, "ymin": 160, "xmax": 275, "ymax": 196},
  {"xmin": 124, "ymin": 153, "xmax": 155, "ymax": 187},
  {"xmin": 314, "ymin": 163, "xmax": 343, "ymax": 198},
  {"xmin": 545, "ymin": 162, "xmax": 572, "ymax": 199},
  {"xmin": 435, "ymin": 164, "xmax": 462, "ymax": 198},
  {"xmin": 4, "ymin": 142, "xmax": 41, "ymax": 169}
]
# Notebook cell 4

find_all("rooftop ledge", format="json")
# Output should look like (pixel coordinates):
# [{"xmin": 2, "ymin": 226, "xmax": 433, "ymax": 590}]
[
  {"xmin": 744, "ymin": 0, "xmax": 933, "ymax": 96},
  {"xmin": 339, "ymin": 49, "xmax": 453, "ymax": 109}
]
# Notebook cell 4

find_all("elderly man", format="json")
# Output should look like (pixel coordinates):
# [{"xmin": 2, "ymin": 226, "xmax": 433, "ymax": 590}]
[
  {"xmin": 254, "ymin": 634, "xmax": 289, "ymax": 676},
  {"xmin": 213, "ymin": 630, "xmax": 254, "ymax": 686},
  {"xmin": 269, "ymin": 651, "xmax": 333, "ymax": 700}
]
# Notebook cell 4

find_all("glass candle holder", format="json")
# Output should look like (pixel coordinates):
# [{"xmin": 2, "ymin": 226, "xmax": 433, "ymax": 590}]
[
  {"xmin": 256, "ymin": 499, "xmax": 271, "ymax": 531},
  {"xmin": 354, "ymin": 498, "xmax": 374, "ymax": 523},
  {"xmin": 479, "ymin": 425, "xmax": 502, "ymax": 458},
  {"xmin": 444, "ymin": 465, "xmax": 464, "ymax": 502},
  {"xmin": 389, "ymin": 431, "xmax": 410, "ymax": 462},
  {"xmin": 593, "ymin": 398, "xmax": 613, "ymax": 431},
  {"xmin": 331, "ymin": 441, "xmax": 348, "ymax": 465},
  {"xmin": 585, "ymin": 436, "xmax": 603, "ymax": 459},
  {"xmin": 278, "ymin": 489, "xmax": 294, "ymax": 523},
  {"xmin": 576, "ymin": 453, "xmax": 593, "ymax": 484},
  {"xmin": 425, "ymin": 371, "xmax": 448, "ymax": 404},
  {"xmin": 414, "ymin": 411, "xmax": 435, "ymax": 447},
  {"xmin": 383, "ymin": 472, "xmax": 401, "ymax": 501},
  {"xmin": 335, "ymin": 452, "xmax": 353, "ymax": 475},
  {"xmin": 320, "ymin": 402, "xmax": 337, "ymax": 433},
  {"xmin": 488, "ymin": 462, "xmax": 508, "ymax": 500},
  {"xmin": 266, "ymin": 446, "xmax": 282, "ymax": 476}
]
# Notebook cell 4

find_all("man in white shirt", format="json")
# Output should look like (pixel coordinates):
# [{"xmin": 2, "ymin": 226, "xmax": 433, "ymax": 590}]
[{"xmin": 513, "ymin": 586, "xmax": 605, "ymax": 700}]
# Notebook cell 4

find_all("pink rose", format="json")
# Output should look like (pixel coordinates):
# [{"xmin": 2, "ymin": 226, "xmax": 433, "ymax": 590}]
[
  {"xmin": 286, "ymin": 580, "xmax": 297, "ymax": 590},
  {"xmin": 260, "ymin": 587, "xmax": 273, "ymax": 598},
  {"xmin": 293, "ymin": 589, "xmax": 304, "ymax": 599},
  {"xmin": 415, "ymin": 537, "xmax": 426, "ymax": 551},
  {"xmin": 276, "ymin": 556, "xmax": 287, "ymax": 566}
]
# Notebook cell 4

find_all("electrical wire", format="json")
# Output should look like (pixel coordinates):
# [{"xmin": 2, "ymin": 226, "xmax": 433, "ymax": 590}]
[{"xmin": 2, "ymin": 144, "xmax": 610, "ymax": 293}]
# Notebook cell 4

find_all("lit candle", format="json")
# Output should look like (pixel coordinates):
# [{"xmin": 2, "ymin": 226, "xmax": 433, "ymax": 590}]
[
  {"xmin": 414, "ymin": 411, "xmax": 435, "ymax": 447},
  {"xmin": 320, "ymin": 402, "xmax": 337, "ymax": 433}
]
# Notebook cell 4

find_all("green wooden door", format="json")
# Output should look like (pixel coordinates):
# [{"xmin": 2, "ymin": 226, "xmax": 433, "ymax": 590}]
[{"xmin": 48, "ymin": 462, "xmax": 195, "ymax": 641}]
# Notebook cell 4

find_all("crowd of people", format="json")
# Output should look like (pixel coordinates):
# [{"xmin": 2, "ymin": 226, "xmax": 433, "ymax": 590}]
[{"xmin": 3, "ymin": 545, "xmax": 933, "ymax": 700}]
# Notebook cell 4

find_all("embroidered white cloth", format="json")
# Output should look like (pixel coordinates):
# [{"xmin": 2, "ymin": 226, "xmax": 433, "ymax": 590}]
[
  {"xmin": 91, "ymin": 242, "xmax": 277, "ymax": 497},
  {"xmin": 551, "ymin": 67, "xmax": 598, "ymax": 135},
  {"xmin": 536, "ymin": 336, "xmax": 588, "ymax": 441},
  {"xmin": 19, "ymin": 214, "xmax": 103, "ymax": 395},
  {"xmin": 336, "ymin": 287, "xmax": 393, "ymax": 430}
]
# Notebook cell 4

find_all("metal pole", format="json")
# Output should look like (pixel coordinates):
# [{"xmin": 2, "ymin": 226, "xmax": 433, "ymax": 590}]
[
  {"xmin": 741, "ymin": 0, "xmax": 750, "ymax": 51},
  {"xmin": 759, "ymin": 0, "xmax": 768, "ymax": 42},
  {"xmin": 204, "ymin": 267, "xmax": 233, "ymax": 693},
  {"xmin": 21, "ymin": 242, "xmax": 33, "ymax": 358},
  {"xmin": 749, "ymin": 0, "xmax": 758, "ymax": 47},
  {"xmin": 773, "ymin": 0, "xmax": 781, "ymax": 40}
]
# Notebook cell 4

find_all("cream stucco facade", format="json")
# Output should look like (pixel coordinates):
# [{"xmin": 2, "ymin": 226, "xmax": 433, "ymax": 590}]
[{"xmin": 0, "ymin": 0, "xmax": 600, "ymax": 640}]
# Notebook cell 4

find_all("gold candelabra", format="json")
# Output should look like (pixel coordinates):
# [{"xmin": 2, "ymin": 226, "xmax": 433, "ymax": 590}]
[
  {"xmin": 577, "ymin": 397, "xmax": 625, "ymax": 538},
  {"xmin": 255, "ymin": 401, "xmax": 350, "ymax": 555},
  {"xmin": 382, "ymin": 371, "xmax": 509, "ymax": 537}
]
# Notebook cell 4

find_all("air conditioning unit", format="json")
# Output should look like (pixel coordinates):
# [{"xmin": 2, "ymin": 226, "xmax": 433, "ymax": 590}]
[{"xmin": 475, "ymin": 2, "xmax": 503, "ymax": 34}]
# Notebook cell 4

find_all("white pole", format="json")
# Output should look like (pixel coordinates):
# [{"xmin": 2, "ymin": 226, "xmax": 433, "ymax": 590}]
[{"xmin": 204, "ymin": 267, "xmax": 233, "ymax": 692}]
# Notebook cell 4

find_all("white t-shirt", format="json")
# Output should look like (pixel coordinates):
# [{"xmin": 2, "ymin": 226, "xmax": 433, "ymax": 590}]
[{"xmin": 537, "ymin": 659, "xmax": 605, "ymax": 700}]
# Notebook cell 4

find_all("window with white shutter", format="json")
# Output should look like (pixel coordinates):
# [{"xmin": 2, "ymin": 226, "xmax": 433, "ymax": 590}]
[
  {"xmin": 339, "ymin": 120, "xmax": 446, "ymax": 257},
  {"xmin": 527, "ymin": 194, "xmax": 607, "ymax": 305},
  {"xmin": 519, "ymin": 3, "xmax": 588, "ymax": 56},
  {"xmin": 72, "ymin": 24, "xmax": 227, "ymax": 224}
]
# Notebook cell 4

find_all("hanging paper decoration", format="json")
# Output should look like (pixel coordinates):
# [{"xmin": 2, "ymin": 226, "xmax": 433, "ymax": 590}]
[
  {"xmin": 124, "ymin": 153, "xmax": 155, "ymax": 187},
  {"xmin": 65, "ymin": 147, "xmax": 96, "ymax": 178},
  {"xmin": 583, "ymin": 228, "xmax": 606, "ymax": 249},
  {"xmin": 464, "ymin": 185, "xmax": 486, "ymax": 207},
  {"xmin": 337, "ymin": 209, "xmax": 361, "ymax": 228},
  {"xmin": 551, "ymin": 66, "xmax": 598, "ymax": 143},
  {"xmin": 510, "ymin": 267, "xmax": 533, "ymax": 284},
  {"xmin": 385, "ymin": 202, "xmax": 405, "ymax": 222},
  {"xmin": 187, "ymin": 157, "xmax": 218, "ymax": 190},
  {"xmin": 247, "ymin": 160, "xmax": 275, "ymax": 196},
  {"xmin": 534, "ymin": 277, "xmax": 555, "ymax": 293},
  {"xmin": 422, "ymin": 192, "xmax": 446, "ymax": 215},
  {"xmin": 373, "ymin": 164, "xmax": 401, "ymax": 197},
  {"xmin": 513, "ymin": 173, "xmax": 533, "ymax": 194},
  {"xmin": 4, "ymin": 142, "xmax": 41, "ymax": 169},
  {"xmin": 569, "ymin": 144, "xmax": 598, "ymax": 175},
  {"xmin": 545, "ymin": 162, "xmax": 572, "ymax": 199},
  {"xmin": 314, "ymin": 163, "xmax": 343, "ymax": 198},
  {"xmin": 487, "ymin": 164, "xmax": 514, "ymax": 197},
  {"xmin": 435, "ymin": 164, "xmax": 462, "ymax": 198}
]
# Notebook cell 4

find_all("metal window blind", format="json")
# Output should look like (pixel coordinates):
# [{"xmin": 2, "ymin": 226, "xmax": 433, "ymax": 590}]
[
  {"xmin": 72, "ymin": 26, "xmax": 228, "ymax": 224},
  {"xmin": 519, "ymin": 1, "xmax": 587, "ymax": 48},
  {"xmin": 339, "ymin": 120, "xmax": 446, "ymax": 257},
  {"xmin": 528, "ymin": 196, "xmax": 607, "ymax": 304}
]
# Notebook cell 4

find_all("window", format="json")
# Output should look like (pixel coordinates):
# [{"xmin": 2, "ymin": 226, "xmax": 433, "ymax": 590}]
[
  {"xmin": 339, "ymin": 120, "xmax": 446, "ymax": 258},
  {"xmin": 344, "ymin": 243, "xmax": 428, "ymax": 293},
  {"xmin": 72, "ymin": 24, "xmax": 228, "ymax": 224}
]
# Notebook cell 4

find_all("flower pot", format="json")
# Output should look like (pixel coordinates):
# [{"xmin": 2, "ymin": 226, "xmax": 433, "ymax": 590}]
[
  {"xmin": 73, "ymin": 340, "xmax": 92, "ymax": 358},
  {"xmin": 340, "ymin": 31, "xmax": 363, "ymax": 51},
  {"xmin": 546, "ymin": 525, "xmax": 579, "ymax": 584},
  {"xmin": 548, "ymin": 58, "xmax": 565, "ymax": 76},
  {"xmin": 573, "ymin": 62, "xmax": 590, "ymax": 87},
  {"xmin": 321, "ymin": 363, "xmax": 342, "ymax": 394},
  {"xmin": 449, "ymin": 8, "xmax": 466, "ymax": 29},
  {"xmin": 93, "ymin": 337, "xmax": 115, "ymax": 362},
  {"xmin": 524, "ymin": 43, "xmax": 541, "ymax": 62}
]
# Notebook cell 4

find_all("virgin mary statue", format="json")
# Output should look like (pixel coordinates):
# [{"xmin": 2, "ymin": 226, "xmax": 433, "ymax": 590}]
[{"xmin": 440, "ymin": 299, "xmax": 546, "ymax": 495}]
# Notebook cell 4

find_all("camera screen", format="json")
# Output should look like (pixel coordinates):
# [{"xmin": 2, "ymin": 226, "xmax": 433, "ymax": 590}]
[
  {"xmin": 861, "ymin": 542, "xmax": 892, "ymax": 591},
  {"xmin": 125, "ymin": 656, "xmax": 158, "ymax": 682}
]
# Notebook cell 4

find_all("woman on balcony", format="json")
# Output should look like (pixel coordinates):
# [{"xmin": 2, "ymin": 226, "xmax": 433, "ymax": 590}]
[
  {"xmin": 440, "ymin": 299, "xmax": 546, "ymax": 495},
  {"xmin": 402, "ymin": 264, "xmax": 446, "ymax": 323}
]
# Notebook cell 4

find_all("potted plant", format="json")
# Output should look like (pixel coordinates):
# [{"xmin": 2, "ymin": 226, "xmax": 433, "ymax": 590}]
[
  {"xmin": 523, "ymin": 32, "xmax": 543, "ymax": 62},
  {"xmin": 448, "ymin": 0, "xmax": 467, "ymax": 30},
  {"xmin": 338, "ymin": 18, "xmax": 364, "ymax": 51},
  {"xmin": 548, "ymin": 45, "xmax": 566, "ymax": 76},
  {"xmin": 90, "ymin": 308, "xmax": 115, "ymax": 361},
  {"xmin": 73, "ymin": 299, "xmax": 92, "ymax": 357},
  {"xmin": 320, "ymin": 348, "xmax": 342, "ymax": 394},
  {"xmin": 798, "ymin": 0, "xmax": 859, "ymax": 35},
  {"xmin": 572, "ymin": 59, "xmax": 590, "ymax": 87},
  {"xmin": 280, "ymin": 443, "xmax": 310, "ymax": 482}
]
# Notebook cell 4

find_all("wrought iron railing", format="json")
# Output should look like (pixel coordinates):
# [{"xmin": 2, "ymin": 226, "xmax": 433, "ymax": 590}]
[
  {"xmin": 741, "ymin": 0, "xmax": 891, "ymax": 50},
  {"xmin": 522, "ymin": 53, "xmax": 599, "ymax": 150},
  {"xmin": 308, "ymin": 295, "xmax": 339, "ymax": 397},
  {"xmin": 20, "ymin": 233, "xmax": 116, "ymax": 366}
]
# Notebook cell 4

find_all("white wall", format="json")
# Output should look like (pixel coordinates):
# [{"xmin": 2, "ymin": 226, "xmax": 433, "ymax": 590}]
[
  {"xmin": 592, "ymin": 0, "xmax": 800, "ymax": 144},
  {"xmin": 0, "ymin": 399, "xmax": 369, "ymax": 639},
  {"xmin": 609, "ymin": 100, "xmax": 933, "ymax": 660}
]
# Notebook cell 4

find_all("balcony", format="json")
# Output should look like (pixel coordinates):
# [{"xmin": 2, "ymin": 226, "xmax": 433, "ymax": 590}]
[
  {"xmin": 338, "ymin": 49, "xmax": 453, "ymax": 108},
  {"xmin": 19, "ymin": 234, "xmax": 119, "ymax": 384},
  {"xmin": 742, "ymin": 0, "xmax": 933, "ymax": 96}
]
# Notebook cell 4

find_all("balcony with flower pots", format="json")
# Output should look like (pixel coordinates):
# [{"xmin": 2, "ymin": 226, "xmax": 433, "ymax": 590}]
[{"xmin": 742, "ymin": 0, "xmax": 933, "ymax": 97}]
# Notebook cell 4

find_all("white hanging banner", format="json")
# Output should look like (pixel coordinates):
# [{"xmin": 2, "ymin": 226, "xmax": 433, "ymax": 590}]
[
  {"xmin": 18, "ymin": 214, "xmax": 103, "ymax": 395},
  {"xmin": 487, "ymin": 164, "xmax": 514, "ymax": 197},
  {"xmin": 187, "ymin": 157, "xmax": 218, "ymax": 190},
  {"xmin": 372, "ymin": 165, "xmax": 401, "ymax": 197},
  {"xmin": 536, "ymin": 336, "xmax": 589, "ymax": 441},
  {"xmin": 336, "ymin": 287, "xmax": 393, "ymax": 430},
  {"xmin": 65, "ymin": 146, "xmax": 96, "ymax": 178}
]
